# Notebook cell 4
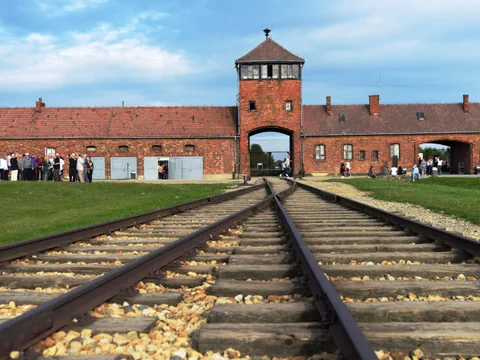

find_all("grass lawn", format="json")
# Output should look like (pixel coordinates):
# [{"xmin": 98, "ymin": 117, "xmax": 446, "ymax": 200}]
[
  {"xmin": 0, "ymin": 182, "xmax": 230, "ymax": 245},
  {"xmin": 330, "ymin": 177, "xmax": 480, "ymax": 225}
]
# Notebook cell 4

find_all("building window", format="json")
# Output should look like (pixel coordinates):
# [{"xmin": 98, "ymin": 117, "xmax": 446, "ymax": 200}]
[
  {"xmin": 86, "ymin": 146, "xmax": 96, "ymax": 153},
  {"xmin": 249, "ymin": 101, "xmax": 256, "ymax": 112},
  {"xmin": 285, "ymin": 100, "xmax": 293, "ymax": 112},
  {"xmin": 359, "ymin": 150, "xmax": 366, "ymax": 161},
  {"xmin": 315, "ymin": 145, "xmax": 325, "ymax": 160},
  {"xmin": 417, "ymin": 112, "xmax": 425, "ymax": 120},
  {"xmin": 338, "ymin": 113, "xmax": 346, "ymax": 121},
  {"xmin": 118, "ymin": 145, "xmax": 129, "ymax": 153},
  {"xmin": 240, "ymin": 65, "xmax": 260, "ymax": 80},
  {"xmin": 372, "ymin": 150, "xmax": 379, "ymax": 160},
  {"xmin": 261, "ymin": 64, "xmax": 279, "ymax": 79},
  {"xmin": 185, "ymin": 144, "xmax": 195, "ymax": 152},
  {"xmin": 45, "ymin": 147, "xmax": 56, "ymax": 157},
  {"xmin": 390, "ymin": 144, "xmax": 400, "ymax": 159},
  {"xmin": 280, "ymin": 64, "xmax": 300, "ymax": 79},
  {"xmin": 343, "ymin": 144, "xmax": 353, "ymax": 160},
  {"xmin": 152, "ymin": 145, "xmax": 162, "ymax": 152}
]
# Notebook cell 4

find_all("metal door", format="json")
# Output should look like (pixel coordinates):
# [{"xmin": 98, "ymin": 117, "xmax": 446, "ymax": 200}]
[
  {"xmin": 187, "ymin": 157, "xmax": 203, "ymax": 180},
  {"xmin": 111, "ymin": 157, "xmax": 137, "ymax": 180},
  {"xmin": 91, "ymin": 157, "xmax": 105, "ymax": 180},
  {"xmin": 144, "ymin": 157, "xmax": 159, "ymax": 180},
  {"xmin": 168, "ymin": 158, "xmax": 182, "ymax": 180}
]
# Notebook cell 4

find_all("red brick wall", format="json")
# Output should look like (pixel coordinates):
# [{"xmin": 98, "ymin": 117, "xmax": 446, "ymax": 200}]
[
  {"xmin": 304, "ymin": 133, "xmax": 480, "ymax": 174},
  {"xmin": 0, "ymin": 138, "xmax": 235, "ymax": 178},
  {"xmin": 238, "ymin": 79, "xmax": 302, "ymax": 174}
]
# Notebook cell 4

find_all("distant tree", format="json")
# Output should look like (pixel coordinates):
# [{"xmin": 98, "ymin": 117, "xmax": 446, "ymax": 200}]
[
  {"xmin": 418, "ymin": 146, "xmax": 450, "ymax": 159},
  {"xmin": 250, "ymin": 144, "xmax": 274, "ymax": 169}
]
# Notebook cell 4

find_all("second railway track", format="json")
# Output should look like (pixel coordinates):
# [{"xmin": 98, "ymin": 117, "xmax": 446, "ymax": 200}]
[{"xmin": 285, "ymin": 180, "xmax": 480, "ymax": 359}]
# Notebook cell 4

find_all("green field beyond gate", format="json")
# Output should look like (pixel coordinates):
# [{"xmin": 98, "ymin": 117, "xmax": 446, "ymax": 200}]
[
  {"xmin": 331, "ymin": 177, "xmax": 480, "ymax": 225},
  {"xmin": 0, "ymin": 182, "xmax": 229, "ymax": 245}
]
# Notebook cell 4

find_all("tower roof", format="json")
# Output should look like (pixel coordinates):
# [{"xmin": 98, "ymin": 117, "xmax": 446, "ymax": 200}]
[{"xmin": 235, "ymin": 37, "xmax": 304, "ymax": 64}]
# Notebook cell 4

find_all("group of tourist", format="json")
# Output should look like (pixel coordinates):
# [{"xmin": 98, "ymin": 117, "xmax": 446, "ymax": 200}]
[
  {"xmin": 0, "ymin": 152, "xmax": 94, "ymax": 182},
  {"xmin": 365, "ymin": 155, "xmax": 448, "ymax": 182},
  {"xmin": 340, "ymin": 162, "xmax": 352, "ymax": 178},
  {"xmin": 418, "ymin": 156, "xmax": 446, "ymax": 176}
]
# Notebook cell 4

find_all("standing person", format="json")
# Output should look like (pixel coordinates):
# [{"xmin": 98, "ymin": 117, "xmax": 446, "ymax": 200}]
[
  {"xmin": 22, "ymin": 153, "xmax": 33, "ymax": 181},
  {"xmin": 53, "ymin": 153, "xmax": 61, "ymax": 181},
  {"xmin": 158, "ymin": 164, "xmax": 164, "ymax": 180},
  {"xmin": 427, "ymin": 158, "xmax": 433, "ymax": 176},
  {"xmin": 86, "ymin": 157, "xmax": 94, "ymax": 183},
  {"xmin": 10, "ymin": 154, "xmax": 19, "ymax": 181},
  {"xmin": 42, "ymin": 156, "xmax": 49, "ymax": 181},
  {"xmin": 83, "ymin": 155, "xmax": 88, "ymax": 182},
  {"xmin": 69, "ymin": 154, "xmax": 77, "ymax": 182},
  {"xmin": 31, "ymin": 154, "xmax": 37, "ymax": 180},
  {"xmin": 77, "ymin": 154, "xmax": 85, "ymax": 182},
  {"xmin": 340, "ymin": 162, "xmax": 346, "ymax": 178},
  {"xmin": 368, "ymin": 166, "xmax": 377, "ymax": 179},
  {"xmin": 48, "ymin": 156, "xmax": 54, "ymax": 181},
  {"xmin": 437, "ymin": 158, "xmax": 443, "ymax": 175},
  {"xmin": 18, "ymin": 154, "xmax": 24, "ymax": 180},
  {"xmin": 36, "ymin": 155, "xmax": 44, "ymax": 181},
  {"xmin": 420, "ymin": 158, "xmax": 427, "ymax": 176},
  {"xmin": 346, "ymin": 162, "xmax": 351, "ymax": 177},
  {"xmin": 59, "ymin": 155, "xmax": 65, "ymax": 180},
  {"xmin": 285, "ymin": 152, "xmax": 291, "ymax": 177},
  {"xmin": 0, "ymin": 156, "xmax": 7, "ymax": 180}
]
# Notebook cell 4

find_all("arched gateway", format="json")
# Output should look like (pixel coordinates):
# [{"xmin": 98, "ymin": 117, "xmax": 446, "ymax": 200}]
[{"xmin": 236, "ymin": 29, "xmax": 304, "ymax": 176}]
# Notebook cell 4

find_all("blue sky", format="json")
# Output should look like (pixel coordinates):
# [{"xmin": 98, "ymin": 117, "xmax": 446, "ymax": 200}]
[{"xmin": 1, "ymin": 0, "xmax": 479, "ymax": 109}]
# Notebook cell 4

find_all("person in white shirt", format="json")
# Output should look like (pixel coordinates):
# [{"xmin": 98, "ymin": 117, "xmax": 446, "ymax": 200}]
[
  {"xmin": 391, "ymin": 166, "xmax": 398, "ymax": 176},
  {"xmin": 0, "ymin": 156, "xmax": 8, "ymax": 180},
  {"xmin": 437, "ymin": 158, "xmax": 443, "ymax": 175},
  {"xmin": 59, "ymin": 156, "xmax": 65, "ymax": 180},
  {"xmin": 77, "ymin": 155, "xmax": 85, "ymax": 182}
]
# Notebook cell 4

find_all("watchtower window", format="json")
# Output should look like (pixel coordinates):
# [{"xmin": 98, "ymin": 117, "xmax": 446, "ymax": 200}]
[
  {"xmin": 240, "ymin": 65, "xmax": 260, "ymax": 80},
  {"xmin": 249, "ymin": 101, "xmax": 256, "ymax": 112},
  {"xmin": 261, "ymin": 64, "xmax": 279, "ymax": 79}
]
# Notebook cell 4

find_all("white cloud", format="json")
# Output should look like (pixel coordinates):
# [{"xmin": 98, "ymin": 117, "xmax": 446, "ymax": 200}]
[
  {"xmin": 36, "ymin": 0, "xmax": 108, "ymax": 15},
  {"xmin": 284, "ymin": 0, "xmax": 480, "ymax": 66},
  {"xmin": 0, "ymin": 19, "xmax": 194, "ymax": 91}
]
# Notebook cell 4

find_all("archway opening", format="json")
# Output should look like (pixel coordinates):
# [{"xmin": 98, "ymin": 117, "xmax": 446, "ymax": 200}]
[
  {"xmin": 418, "ymin": 140, "xmax": 471, "ymax": 174},
  {"xmin": 249, "ymin": 129, "xmax": 292, "ymax": 176}
]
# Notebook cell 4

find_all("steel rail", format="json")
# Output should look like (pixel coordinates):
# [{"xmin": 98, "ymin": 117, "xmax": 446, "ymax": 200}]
[
  {"xmin": 0, "ymin": 183, "xmax": 265, "ymax": 263},
  {"xmin": 0, "ymin": 183, "xmax": 275, "ymax": 359},
  {"xmin": 272, "ymin": 182, "xmax": 378, "ymax": 360},
  {"xmin": 295, "ymin": 181, "xmax": 480, "ymax": 257}
]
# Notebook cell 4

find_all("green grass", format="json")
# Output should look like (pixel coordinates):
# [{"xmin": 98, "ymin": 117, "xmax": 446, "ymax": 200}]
[
  {"xmin": 329, "ymin": 177, "xmax": 480, "ymax": 225},
  {"xmin": 0, "ymin": 182, "xmax": 230, "ymax": 245}
]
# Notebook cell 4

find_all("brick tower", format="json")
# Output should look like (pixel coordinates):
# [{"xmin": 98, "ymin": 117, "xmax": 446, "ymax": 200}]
[{"xmin": 236, "ymin": 29, "xmax": 305, "ymax": 176}]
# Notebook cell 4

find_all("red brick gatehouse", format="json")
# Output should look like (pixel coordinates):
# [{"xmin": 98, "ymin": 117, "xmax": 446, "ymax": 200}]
[{"xmin": 1, "ymin": 32, "xmax": 479, "ymax": 179}]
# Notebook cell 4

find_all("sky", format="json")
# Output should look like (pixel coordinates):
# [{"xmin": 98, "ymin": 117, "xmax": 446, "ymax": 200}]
[{"xmin": 1, "ymin": 0, "xmax": 480, "ymax": 110}]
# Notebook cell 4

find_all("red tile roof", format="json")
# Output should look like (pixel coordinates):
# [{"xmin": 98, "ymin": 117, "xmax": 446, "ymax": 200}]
[
  {"xmin": 0, "ymin": 106, "xmax": 237, "ymax": 139},
  {"xmin": 303, "ymin": 103, "xmax": 480, "ymax": 136},
  {"xmin": 236, "ymin": 38, "xmax": 304, "ymax": 64}
]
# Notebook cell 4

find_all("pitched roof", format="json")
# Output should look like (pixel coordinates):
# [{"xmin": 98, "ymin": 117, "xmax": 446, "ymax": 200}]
[
  {"xmin": 303, "ymin": 103, "xmax": 480, "ymax": 136},
  {"xmin": 236, "ymin": 38, "xmax": 304, "ymax": 64},
  {"xmin": 0, "ymin": 106, "xmax": 237, "ymax": 139}
]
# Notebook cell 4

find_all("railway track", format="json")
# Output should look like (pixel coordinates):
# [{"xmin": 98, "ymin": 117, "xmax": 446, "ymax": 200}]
[
  {"xmin": 2, "ymin": 177, "xmax": 477, "ymax": 360},
  {"xmin": 285, "ymin": 180, "xmax": 480, "ymax": 359}
]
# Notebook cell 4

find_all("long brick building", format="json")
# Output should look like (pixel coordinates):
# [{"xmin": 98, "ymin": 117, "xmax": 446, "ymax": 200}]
[{"xmin": 1, "ymin": 32, "xmax": 479, "ymax": 179}]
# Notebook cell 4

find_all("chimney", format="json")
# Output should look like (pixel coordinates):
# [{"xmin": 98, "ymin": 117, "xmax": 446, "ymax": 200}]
[
  {"xmin": 326, "ymin": 96, "xmax": 332, "ymax": 116},
  {"xmin": 463, "ymin": 94, "xmax": 469, "ymax": 113},
  {"xmin": 35, "ymin": 97, "xmax": 45, "ymax": 111},
  {"xmin": 369, "ymin": 95, "xmax": 380, "ymax": 116}
]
